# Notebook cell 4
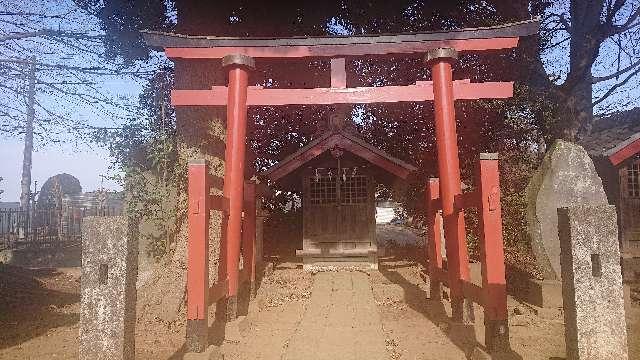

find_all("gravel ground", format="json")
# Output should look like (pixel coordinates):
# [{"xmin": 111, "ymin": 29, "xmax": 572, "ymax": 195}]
[{"xmin": 1, "ymin": 225, "xmax": 638, "ymax": 359}]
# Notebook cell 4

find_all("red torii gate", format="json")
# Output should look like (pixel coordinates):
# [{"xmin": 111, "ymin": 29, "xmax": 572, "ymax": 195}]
[{"xmin": 144, "ymin": 19, "xmax": 538, "ymax": 355}]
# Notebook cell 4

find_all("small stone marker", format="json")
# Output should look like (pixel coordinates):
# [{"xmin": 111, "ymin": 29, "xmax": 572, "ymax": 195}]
[
  {"xmin": 80, "ymin": 216, "xmax": 138, "ymax": 360},
  {"xmin": 558, "ymin": 205, "xmax": 628, "ymax": 360},
  {"xmin": 526, "ymin": 140, "xmax": 608, "ymax": 280}
]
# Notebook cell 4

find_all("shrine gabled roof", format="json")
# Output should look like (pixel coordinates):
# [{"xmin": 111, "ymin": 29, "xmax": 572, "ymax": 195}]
[
  {"xmin": 580, "ymin": 107, "xmax": 640, "ymax": 166},
  {"xmin": 141, "ymin": 19, "xmax": 539, "ymax": 58},
  {"xmin": 262, "ymin": 130, "xmax": 417, "ymax": 182}
]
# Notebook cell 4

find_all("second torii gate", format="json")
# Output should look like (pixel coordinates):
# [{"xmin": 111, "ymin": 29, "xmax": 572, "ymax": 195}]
[{"xmin": 144, "ymin": 18, "xmax": 538, "ymax": 355}]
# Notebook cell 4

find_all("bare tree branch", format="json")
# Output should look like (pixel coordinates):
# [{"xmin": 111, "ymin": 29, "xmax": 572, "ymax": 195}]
[
  {"xmin": 0, "ymin": 57, "xmax": 155, "ymax": 76},
  {"xmin": 604, "ymin": 0, "xmax": 626, "ymax": 25},
  {"xmin": 557, "ymin": 13, "xmax": 572, "ymax": 34},
  {"xmin": 543, "ymin": 35, "xmax": 571, "ymax": 50},
  {"xmin": 611, "ymin": 5, "xmax": 640, "ymax": 34},
  {"xmin": 0, "ymin": 31, "xmax": 50, "ymax": 42},
  {"xmin": 593, "ymin": 64, "xmax": 640, "ymax": 105},
  {"xmin": 542, "ymin": 13, "xmax": 572, "ymax": 33},
  {"xmin": 0, "ymin": 11, "xmax": 74, "ymax": 19},
  {"xmin": 592, "ymin": 57, "xmax": 640, "ymax": 83},
  {"xmin": 0, "ymin": 29, "xmax": 105, "ymax": 42}
]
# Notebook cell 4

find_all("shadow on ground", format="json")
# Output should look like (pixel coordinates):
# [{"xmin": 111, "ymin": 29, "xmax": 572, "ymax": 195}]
[
  {"xmin": 378, "ymin": 254, "xmax": 523, "ymax": 360},
  {"xmin": 0, "ymin": 265, "xmax": 80, "ymax": 349},
  {"xmin": 167, "ymin": 261, "xmax": 271, "ymax": 359}
]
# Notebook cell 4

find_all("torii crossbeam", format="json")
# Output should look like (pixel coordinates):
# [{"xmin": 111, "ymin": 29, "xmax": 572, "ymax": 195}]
[
  {"xmin": 144, "ymin": 18, "xmax": 539, "ymax": 355},
  {"xmin": 172, "ymin": 80, "xmax": 513, "ymax": 106}
]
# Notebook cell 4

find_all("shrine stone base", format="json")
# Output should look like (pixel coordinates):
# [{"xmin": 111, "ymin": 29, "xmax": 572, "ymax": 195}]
[{"xmin": 300, "ymin": 254, "xmax": 378, "ymax": 271}]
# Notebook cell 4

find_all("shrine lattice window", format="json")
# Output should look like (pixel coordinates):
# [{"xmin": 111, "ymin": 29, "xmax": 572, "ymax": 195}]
[
  {"xmin": 341, "ymin": 175, "xmax": 368, "ymax": 204},
  {"xmin": 309, "ymin": 176, "xmax": 337, "ymax": 205}
]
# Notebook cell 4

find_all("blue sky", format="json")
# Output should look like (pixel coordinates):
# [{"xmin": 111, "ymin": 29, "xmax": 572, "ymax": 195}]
[
  {"xmin": 541, "ymin": 0, "xmax": 640, "ymax": 114},
  {"xmin": 1, "ymin": 1, "xmax": 639, "ymax": 202},
  {"xmin": 0, "ymin": 0, "xmax": 159, "ymax": 201}
]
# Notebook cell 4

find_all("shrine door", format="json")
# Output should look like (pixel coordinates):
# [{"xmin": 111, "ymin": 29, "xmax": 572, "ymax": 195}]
[{"xmin": 302, "ymin": 164, "xmax": 375, "ymax": 255}]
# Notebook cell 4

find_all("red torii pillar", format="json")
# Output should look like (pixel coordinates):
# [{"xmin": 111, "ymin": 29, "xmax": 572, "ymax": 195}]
[
  {"xmin": 220, "ymin": 54, "xmax": 254, "ymax": 321},
  {"xmin": 186, "ymin": 159, "xmax": 210, "ymax": 352},
  {"xmin": 476, "ymin": 153, "xmax": 509, "ymax": 351},
  {"xmin": 425, "ymin": 48, "xmax": 473, "ymax": 323}
]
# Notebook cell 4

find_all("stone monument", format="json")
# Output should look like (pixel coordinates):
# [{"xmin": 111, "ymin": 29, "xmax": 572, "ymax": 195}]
[
  {"xmin": 558, "ymin": 205, "xmax": 628, "ymax": 360},
  {"xmin": 526, "ymin": 140, "xmax": 608, "ymax": 281},
  {"xmin": 80, "ymin": 216, "xmax": 138, "ymax": 360}
]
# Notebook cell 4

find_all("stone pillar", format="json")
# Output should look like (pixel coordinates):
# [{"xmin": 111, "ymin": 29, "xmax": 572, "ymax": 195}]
[
  {"xmin": 80, "ymin": 216, "xmax": 138, "ymax": 360},
  {"xmin": 558, "ymin": 205, "xmax": 628, "ymax": 360}
]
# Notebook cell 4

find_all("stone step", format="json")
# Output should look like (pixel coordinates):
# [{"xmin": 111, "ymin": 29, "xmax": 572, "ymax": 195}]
[{"xmin": 296, "ymin": 247, "xmax": 377, "ymax": 257}]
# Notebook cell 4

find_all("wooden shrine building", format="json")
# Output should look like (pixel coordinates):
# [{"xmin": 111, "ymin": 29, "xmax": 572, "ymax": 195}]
[{"xmin": 262, "ymin": 114, "xmax": 416, "ymax": 269}]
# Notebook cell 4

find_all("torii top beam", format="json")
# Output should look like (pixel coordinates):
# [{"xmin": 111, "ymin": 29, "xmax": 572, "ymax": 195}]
[
  {"xmin": 143, "ymin": 19, "xmax": 539, "ymax": 59},
  {"xmin": 144, "ymin": 19, "xmax": 539, "ymax": 106}
]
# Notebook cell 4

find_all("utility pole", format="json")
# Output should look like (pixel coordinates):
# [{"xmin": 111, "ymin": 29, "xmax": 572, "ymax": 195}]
[
  {"xmin": 20, "ymin": 56, "xmax": 36, "ymax": 211},
  {"xmin": 16, "ymin": 56, "xmax": 36, "ymax": 241}
]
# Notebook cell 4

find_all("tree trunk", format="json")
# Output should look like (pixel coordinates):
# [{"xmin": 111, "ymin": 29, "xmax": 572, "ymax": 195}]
[
  {"xmin": 550, "ymin": 0, "xmax": 605, "ymax": 141},
  {"xmin": 554, "ymin": 78, "xmax": 594, "ymax": 141},
  {"xmin": 20, "ymin": 57, "xmax": 36, "ymax": 210}
]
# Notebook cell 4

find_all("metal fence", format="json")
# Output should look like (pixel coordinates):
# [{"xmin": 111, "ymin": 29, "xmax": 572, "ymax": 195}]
[{"xmin": 0, "ymin": 207, "xmax": 121, "ymax": 250}]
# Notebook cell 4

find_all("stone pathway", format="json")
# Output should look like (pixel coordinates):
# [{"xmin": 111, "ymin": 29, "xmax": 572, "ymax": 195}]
[{"xmin": 284, "ymin": 271, "xmax": 388, "ymax": 360}]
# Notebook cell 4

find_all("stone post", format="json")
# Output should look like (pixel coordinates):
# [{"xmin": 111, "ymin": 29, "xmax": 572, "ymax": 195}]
[
  {"xmin": 80, "ymin": 216, "xmax": 138, "ymax": 360},
  {"xmin": 558, "ymin": 205, "xmax": 628, "ymax": 360}
]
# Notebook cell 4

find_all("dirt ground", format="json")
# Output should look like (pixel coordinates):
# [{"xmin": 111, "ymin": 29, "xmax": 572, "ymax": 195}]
[{"xmin": 1, "ymin": 228, "xmax": 639, "ymax": 359}]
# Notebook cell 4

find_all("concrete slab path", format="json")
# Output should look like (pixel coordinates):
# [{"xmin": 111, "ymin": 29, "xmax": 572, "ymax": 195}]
[{"xmin": 284, "ymin": 271, "xmax": 388, "ymax": 360}]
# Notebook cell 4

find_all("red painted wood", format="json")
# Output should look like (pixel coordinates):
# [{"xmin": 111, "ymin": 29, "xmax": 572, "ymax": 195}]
[
  {"xmin": 430, "ymin": 57, "xmax": 471, "ymax": 322},
  {"xmin": 242, "ymin": 181, "xmax": 257, "ymax": 287},
  {"xmin": 165, "ymin": 37, "xmax": 519, "ymax": 59},
  {"xmin": 609, "ymin": 136, "xmax": 640, "ymax": 166},
  {"xmin": 218, "ymin": 107, "xmax": 233, "ymax": 292},
  {"xmin": 331, "ymin": 58, "xmax": 347, "ymax": 88},
  {"xmin": 223, "ymin": 65, "xmax": 251, "ymax": 304},
  {"xmin": 453, "ymin": 191, "xmax": 480, "ymax": 210},
  {"xmin": 209, "ymin": 194, "xmax": 230, "ymax": 212},
  {"xmin": 462, "ymin": 280, "xmax": 484, "ymax": 305},
  {"xmin": 452, "ymin": 82, "xmax": 512, "ymax": 100},
  {"xmin": 171, "ymin": 81, "xmax": 513, "ymax": 106},
  {"xmin": 476, "ymin": 156, "xmax": 508, "ymax": 321},
  {"xmin": 238, "ymin": 268, "xmax": 250, "ymax": 283},
  {"xmin": 187, "ymin": 161, "xmax": 209, "ymax": 321},
  {"xmin": 209, "ymin": 278, "xmax": 228, "ymax": 304},
  {"xmin": 428, "ymin": 199, "xmax": 443, "ymax": 211},
  {"xmin": 426, "ymin": 178, "xmax": 444, "ymax": 300},
  {"xmin": 431, "ymin": 267, "xmax": 449, "ymax": 283},
  {"xmin": 207, "ymin": 174, "xmax": 225, "ymax": 189}
]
